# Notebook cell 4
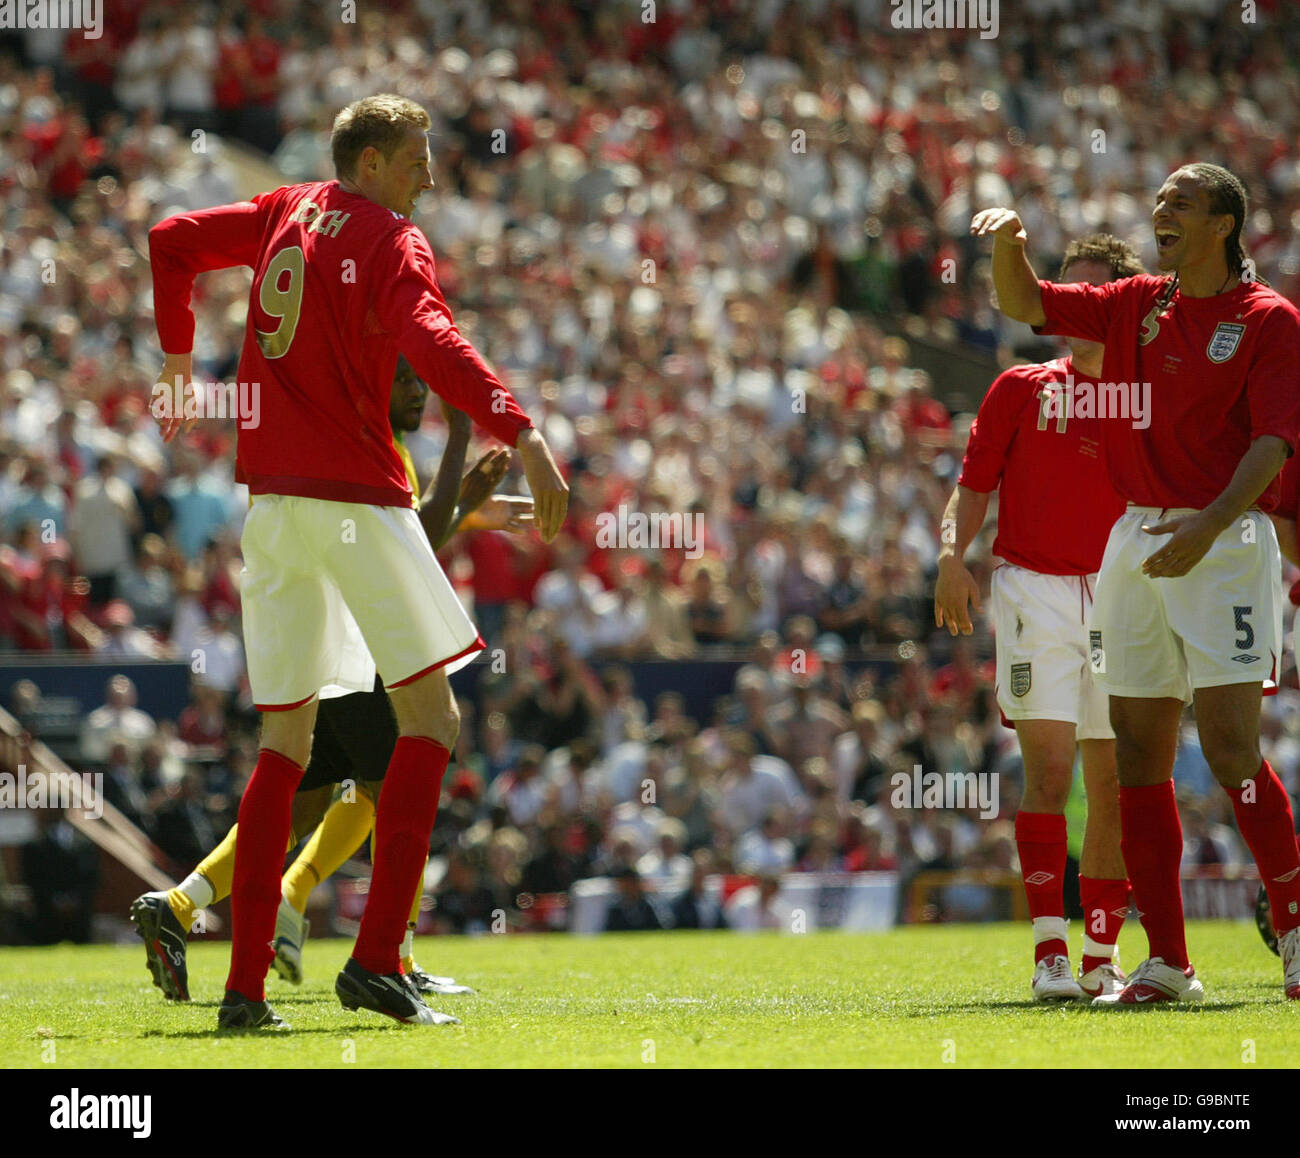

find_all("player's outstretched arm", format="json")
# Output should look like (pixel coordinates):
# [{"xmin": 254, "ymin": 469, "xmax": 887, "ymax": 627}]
[
  {"xmin": 515, "ymin": 427, "xmax": 568, "ymax": 542},
  {"xmin": 1142, "ymin": 435, "xmax": 1290, "ymax": 578},
  {"xmin": 934, "ymin": 484, "xmax": 989, "ymax": 636},
  {"xmin": 379, "ymin": 232, "xmax": 569, "ymax": 539},
  {"xmin": 971, "ymin": 207, "xmax": 1046, "ymax": 328}
]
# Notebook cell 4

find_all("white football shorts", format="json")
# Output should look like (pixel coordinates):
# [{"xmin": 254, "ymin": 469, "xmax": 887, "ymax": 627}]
[
  {"xmin": 240, "ymin": 494, "xmax": 483, "ymax": 710},
  {"xmin": 1090, "ymin": 506, "xmax": 1281, "ymax": 701},
  {"xmin": 991, "ymin": 562, "xmax": 1112, "ymax": 739}
]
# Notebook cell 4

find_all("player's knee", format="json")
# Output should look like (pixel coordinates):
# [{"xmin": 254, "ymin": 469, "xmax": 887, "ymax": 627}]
[
  {"xmin": 427, "ymin": 698, "xmax": 460, "ymax": 749},
  {"xmin": 1200, "ymin": 735, "xmax": 1259, "ymax": 787},
  {"xmin": 1032, "ymin": 772, "xmax": 1072, "ymax": 812},
  {"xmin": 399, "ymin": 692, "xmax": 458, "ymax": 748}
]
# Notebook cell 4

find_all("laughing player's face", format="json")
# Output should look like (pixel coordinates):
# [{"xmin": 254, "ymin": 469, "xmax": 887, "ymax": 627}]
[
  {"xmin": 1152, "ymin": 171, "xmax": 1231, "ymax": 273},
  {"xmin": 371, "ymin": 127, "xmax": 434, "ymax": 219}
]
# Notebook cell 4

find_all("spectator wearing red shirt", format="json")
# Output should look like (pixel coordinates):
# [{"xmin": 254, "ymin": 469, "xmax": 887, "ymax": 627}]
[
  {"xmin": 240, "ymin": 15, "xmax": 283, "ymax": 153},
  {"xmin": 16, "ymin": 544, "xmax": 101, "ymax": 652}
]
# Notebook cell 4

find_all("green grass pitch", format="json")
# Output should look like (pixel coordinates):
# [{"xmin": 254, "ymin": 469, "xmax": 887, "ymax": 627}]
[{"xmin": 1, "ymin": 921, "xmax": 1295, "ymax": 1069}]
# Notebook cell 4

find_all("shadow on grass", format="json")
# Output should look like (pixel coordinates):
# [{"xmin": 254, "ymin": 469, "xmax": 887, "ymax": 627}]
[
  {"xmin": 138, "ymin": 1024, "xmax": 407, "ymax": 1039},
  {"xmin": 899, "ymin": 999, "xmax": 1256, "ymax": 1016}
]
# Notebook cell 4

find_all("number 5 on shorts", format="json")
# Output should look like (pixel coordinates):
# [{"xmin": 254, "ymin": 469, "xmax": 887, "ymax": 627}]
[{"xmin": 1233, "ymin": 605, "xmax": 1254, "ymax": 651}]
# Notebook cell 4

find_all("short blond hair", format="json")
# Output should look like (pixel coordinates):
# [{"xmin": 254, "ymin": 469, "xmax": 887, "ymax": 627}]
[{"xmin": 331, "ymin": 94, "xmax": 431, "ymax": 179}]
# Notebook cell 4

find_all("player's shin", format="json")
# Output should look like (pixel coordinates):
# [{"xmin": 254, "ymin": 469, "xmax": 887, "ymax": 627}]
[
  {"xmin": 1226, "ymin": 761, "xmax": 1300, "ymax": 935},
  {"xmin": 1015, "ymin": 811, "xmax": 1069, "ymax": 961},
  {"xmin": 283, "ymin": 792, "xmax": 377, "ymax": 914},
  {"xmin": 352, "ymin": 737, "xmax": 449, "ymax": 976},
  {"xmin": 171, "ymin": 825, "xmax": 239, "ymax": 930},
  {"xmin": 1119, "ymin": 780, "xmax": 1189, "ymax": 968},
  {"xmin": 225, "ymin": 749, "xmax": 305, "ymax": 1000},
  {"xmin": 1079, "ymin": 877, "xmax": 1130, "ymax": 973}
]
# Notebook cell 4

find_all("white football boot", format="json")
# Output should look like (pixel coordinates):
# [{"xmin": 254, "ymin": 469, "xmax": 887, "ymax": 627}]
[{"xmin": 1032, "ymin": 954, "xmax": 1084, "ymax": 1003}]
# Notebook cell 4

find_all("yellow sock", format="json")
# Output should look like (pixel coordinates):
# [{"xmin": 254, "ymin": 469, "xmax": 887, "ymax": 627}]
[
  {"xmin": 167, "ymin": 886, "xmax": 199, "ymax": 932},
  {"xmin": 401, "ymin": 875, "xmax": 426, "ymax": 973},
  {"xmin": 168, "ymin": 823, "xmax": 240, "ymax": 928},
  {"xmin": 282, "ymin": 793, "xmax": 376, "ymax": 914}
]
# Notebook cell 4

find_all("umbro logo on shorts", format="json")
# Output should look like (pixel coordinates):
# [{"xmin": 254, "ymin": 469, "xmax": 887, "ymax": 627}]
[
  {"xmin": 1024, "ymin": 871, "xmax": 1054, "ymax": 886},
  {"xmin": 1231, "ymin": 653, "xmax": 1260, "ymax": 664}
]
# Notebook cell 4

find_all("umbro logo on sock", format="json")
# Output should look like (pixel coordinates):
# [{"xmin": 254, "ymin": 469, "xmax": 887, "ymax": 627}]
[
  {"xmin": 1272, "ymin": 867, "xmax": 1300, "ymax": 884},
  {"xmin": 1024, "ymin": 871, "xmax": 1055, "ymax": 886}
]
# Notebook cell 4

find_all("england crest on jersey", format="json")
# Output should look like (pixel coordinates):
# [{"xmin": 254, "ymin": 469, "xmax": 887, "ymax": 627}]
[{"xmin": 1206, "ymin": 322, "xmax": 1245, "ymax": 363}]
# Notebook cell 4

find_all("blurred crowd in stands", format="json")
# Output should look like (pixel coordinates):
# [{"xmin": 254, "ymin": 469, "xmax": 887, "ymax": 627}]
[{"xmin": 3, "ymin": 0, "xmax": 1300, "ymax": 939}]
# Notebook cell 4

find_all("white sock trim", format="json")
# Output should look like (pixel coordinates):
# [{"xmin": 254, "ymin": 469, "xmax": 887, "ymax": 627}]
[
  {"xmin": 178, "ymin": 872, "xmax": 214, "ymax": 910},
  {"xmin": 1083, "ymin": 936, "xmax": 1118, "ymax": 961},
  {"xmin": 1032, "ymin": 916, "xmax": 1069, "ymax": 946},
  {"xmin": 400, "ymin": 929, "xmax": 414, "ymax": 960}
]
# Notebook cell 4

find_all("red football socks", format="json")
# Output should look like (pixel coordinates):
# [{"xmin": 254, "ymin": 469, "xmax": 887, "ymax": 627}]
[
  {"xmin": 1119, "ymin": 780, "xmax": 1188, "ymax": 969},
  {"xmin": 1226, "ymin": 761, "xmax": 1300, "ymax": 936},
  {"xmin": 226, "ymin": 747, "xmax": 304, "ymax": 1001},
  {"xmin": 1079, "ymin": 876, "xmax": 1129, "ymax": 974},
  {"xmin": 1015, "ymin": 811, "xmax": 1068, "ymax": 961},
  {"xmin": 351, "ymin": 736, "xmax": 450, "ymax": 975}
]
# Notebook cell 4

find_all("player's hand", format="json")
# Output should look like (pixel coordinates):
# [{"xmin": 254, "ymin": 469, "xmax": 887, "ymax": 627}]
[
  {"xmin": 1140, "ymin": 511, "xmax": 1224, "ymax": 578},
  {"xmin": 934, "ymin": 556, "xmax": 982, "ymax": 636},
  {"xmin": 970, "ymin": 207, "xmax": 1029, "ymax": 247},
  {"xmin": 153, "ymin": 352, "xmax": 194, "ymax": 443},
  {"xmin": 516, "ymin": 428, "xmax": 568, "ymax": 542},
  {"xmin": 461, "ymin": 495, "xmax": 534, "ymax": 533},
  {"xmin": 458, "ymin": 447, "xmax": 511, "ymax": 514}
]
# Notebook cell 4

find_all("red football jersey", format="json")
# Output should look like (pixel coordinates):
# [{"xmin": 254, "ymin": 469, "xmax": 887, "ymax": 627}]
[
  {"xmin": 150, "ymin": 181, "xmax": 532, "ymax": 507},
  {"xmin": 1037, "ymin": 275, "xmax": 1300, "ymax": 512},
  {"xmin": 960, "ymin": 358, "xmax": 1125, "ymax": 575},
  {"xmin": 1275, "ymin": 453, "xmax": 1300, "ymax": 522}
]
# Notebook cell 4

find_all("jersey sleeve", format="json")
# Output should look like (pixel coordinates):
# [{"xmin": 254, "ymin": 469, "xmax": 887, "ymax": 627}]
[
  {"xmin": 1245, "ymin": 304, "xmax": 1300, "ymax": 454},
  {"xmin": 149, "ymin": 188, "xmax": 282, "ymax": 354},
  {"xmin": 1276, "ymin": 454, "xmax": 1300, "ymax": 521},
  {"xmin": 957, "ymin": 369, "xmax": 1029, "ymax": 493},
  {"xmin": 373, "ymin": 228, "xmax": 533, "ymax": 448},
  {"xmin": 1035, "ymin": 277, "xmax": 1130, "ymax": 343}
]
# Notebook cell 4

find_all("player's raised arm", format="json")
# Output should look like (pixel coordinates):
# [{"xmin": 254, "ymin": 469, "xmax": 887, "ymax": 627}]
[
  {"xmin": 971, "ymin": 207, "xmax": 1046, "ymax": 328},
  {"xmin": 417, "ymin": 403, "xmax": 518, "ymax": 550},
  {"xmin": 417, "ymin": 402, "xmax": 473, "ymax": 550}
]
